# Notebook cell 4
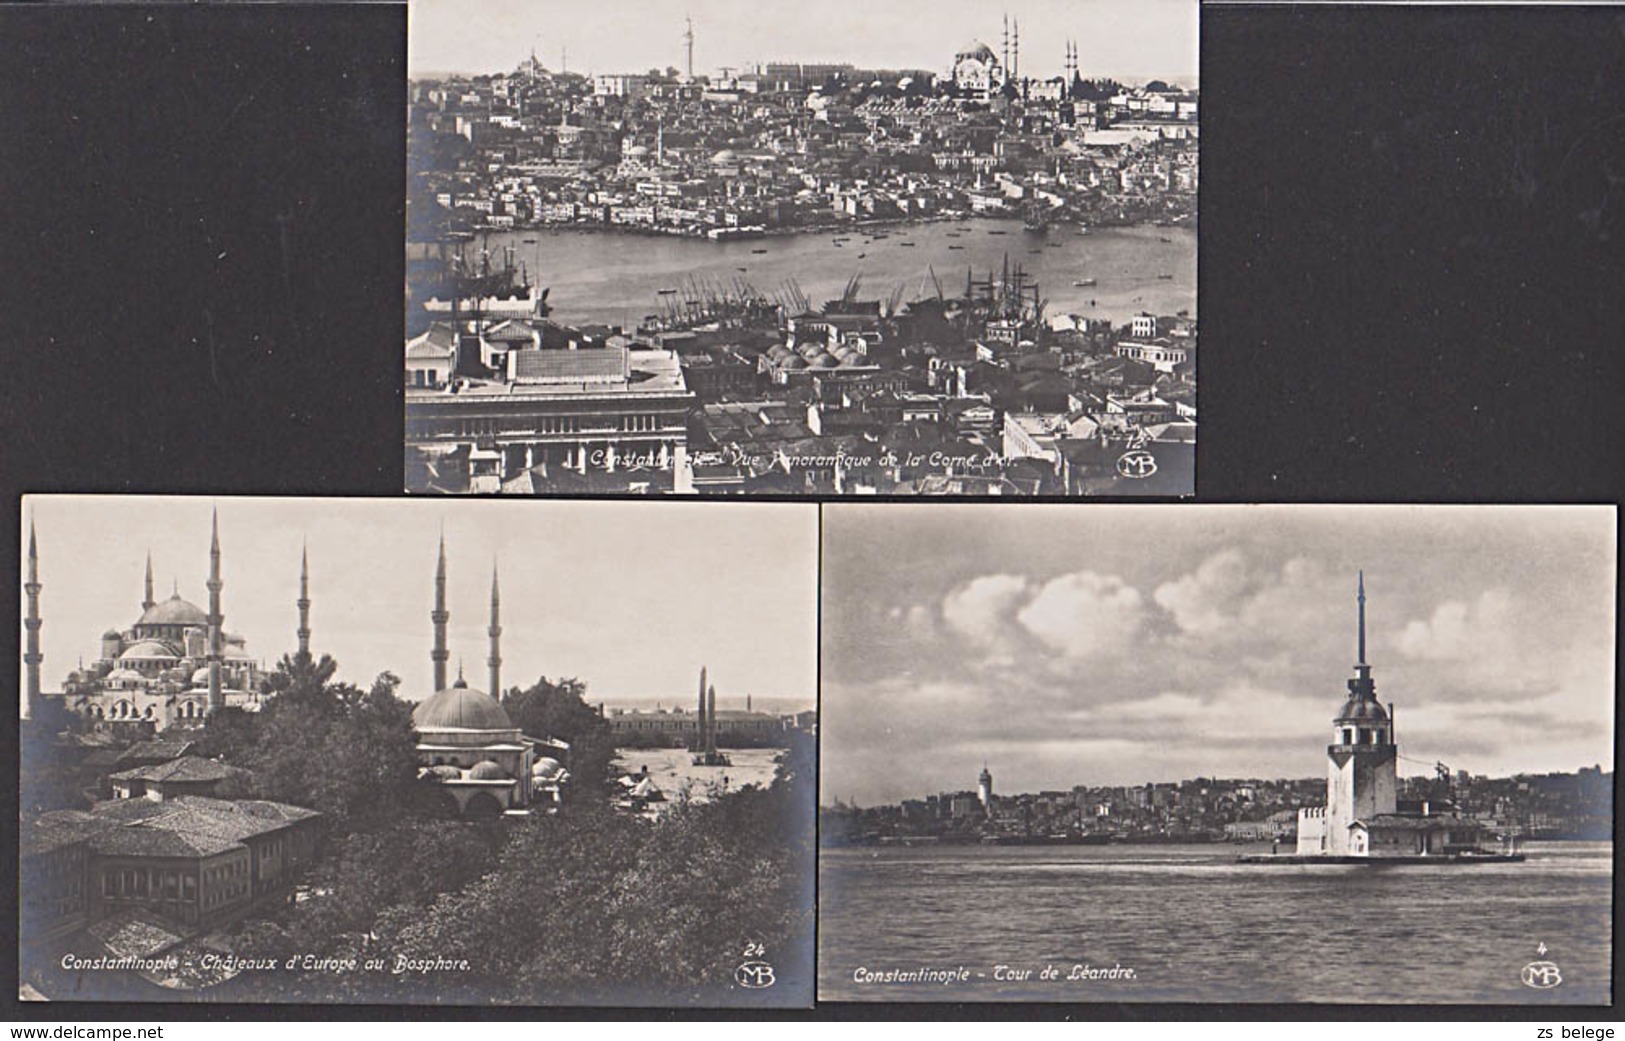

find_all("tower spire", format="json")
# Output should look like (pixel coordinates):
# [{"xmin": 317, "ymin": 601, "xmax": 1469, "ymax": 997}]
[
  {"xmin": 206, "ymin": 508, "xmax": 224, "ymax": 713},
  {"xmin": 488, "ymin": 559, "xmax": 502, "ymax": 699},
  {"xmin": 23, "ymin": 519, "xmax": 42, "ymax": 721},
  {"xmin": 1356, "ymin": 570, "xmax": 1367, "ymax": 668},
  {"xmin": 432, "ymin": 530, "xmax": 450, "ymax": 692},
  {"xmin": 297, "ymin": 541, "xmax": 312, "ymax": 658},
  {"xmin": 143, "ymin": 551, "xmax": 155, "ymax": 612}
]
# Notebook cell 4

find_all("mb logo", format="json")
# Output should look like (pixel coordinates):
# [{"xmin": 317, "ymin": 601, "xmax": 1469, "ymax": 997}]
[
  {"xmin": 1115, "ymin": 450, "xmax": 1158, "ymax": 479},
  {"xmin": 1521, "ymin": 961, "xmax": 1563, "ymax": 989},
  {"xmin": 735, "ymin": 961, "xmax": 776, "ymax": 989}
]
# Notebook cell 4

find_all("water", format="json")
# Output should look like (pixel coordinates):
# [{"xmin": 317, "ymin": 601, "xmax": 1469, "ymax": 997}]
[
  {"xmin": 476, "ymin": 220, "xmax": 1196, "ymax": 330},
  {"xmin": 818, "ymin": 841, "xmax": 1612, "ymax": 1004}
]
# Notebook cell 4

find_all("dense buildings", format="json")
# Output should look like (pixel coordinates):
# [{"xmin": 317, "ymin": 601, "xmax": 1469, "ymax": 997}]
[{"xmin": 405, "ymin": 25, "xmax": 1196, "ymax": 495}]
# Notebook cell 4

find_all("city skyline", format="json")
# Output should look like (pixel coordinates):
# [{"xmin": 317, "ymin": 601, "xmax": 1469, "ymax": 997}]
[
  {"xmin": 821, "ymin": 504, "xmax": 1616, "ymax": 806},
  {"xmin": 408, "ymin": 0, "xmax": 1198, "ymax": 85},
  {"xmin": 21, "ymin": 496, "xmax": 818, "ymax": 711}
]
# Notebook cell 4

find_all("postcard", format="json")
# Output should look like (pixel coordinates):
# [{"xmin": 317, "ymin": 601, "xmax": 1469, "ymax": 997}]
[
  {"xmin": 817, "ymin": 504, "xmax": 1615, "ymax": 1003},
  {"xmin": 19, "ymin": 496, "xmax": 816, "ymax": 1007},
  {"xmin": 402, "ymin": 0, "xmax": 1198, "ymax": 496}
]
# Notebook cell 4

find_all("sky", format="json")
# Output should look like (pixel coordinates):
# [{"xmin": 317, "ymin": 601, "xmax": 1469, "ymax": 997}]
[
  {"xmin": 820, "ymin": 504, "xmax": 1616, "ymax": 806},
  {"xmin": 21, "ymin": 496, "xmax": 817, "ymax": 711},
  {"xmin": 408, "ymin": 0, "xmax": 1198, "ymax": 85}
]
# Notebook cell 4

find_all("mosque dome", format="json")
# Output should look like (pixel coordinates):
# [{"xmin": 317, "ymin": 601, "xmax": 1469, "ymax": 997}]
[
  {"xmin": 137, "ymin": 594, "xmax": 207, "ymax": 628},
  {"xmin": 191, "ymin": 666, "xmax": 211, "ymax": 685},
  {"xmin": 119, "ymin": 640, "xmax": 176, "ymax": 661},
  {"xmin": 466, "ymin": 760, "xmax": 509, "ymax": 781},
  {"xmin": 956, "ymin": 41, "xmax": 997, "ymax": 62},
  {"xmin": 711, "ymin": 149, "xmax": 738, "ymax": 165},
  {"xmin": 106, "ymin": 667, "xmax": 143, "ymax": 683},
  {"xmin": 811, "ymin": 353, "xmax": 840, "ymax": 369},
  {"xmin": 412, "ymin": 680, "xmax": 514, "ymax": 731}
]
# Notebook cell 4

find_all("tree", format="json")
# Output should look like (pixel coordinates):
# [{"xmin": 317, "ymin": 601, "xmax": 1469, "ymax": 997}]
[{"xmin": 502, "ymin": 676, "xmax": 616, "ymax": 797}]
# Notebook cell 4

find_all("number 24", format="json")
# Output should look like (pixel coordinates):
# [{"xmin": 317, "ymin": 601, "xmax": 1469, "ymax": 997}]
[{"xmin": 743, "ymin": 942, "xmax": 765, "ymax": 957}]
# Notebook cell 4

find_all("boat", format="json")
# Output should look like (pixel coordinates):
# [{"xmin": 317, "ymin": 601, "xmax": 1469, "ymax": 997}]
[
  {"xmin": 1073, "ymin": 278, "xmax": 1096, "ymax": 287},
  {"xmin": 900, "ymin": 242, "xmax": 915, "ymax": 247},
  {"xmin": 948, "ymin": 245, "xmax": 965, "ymax": 250},
  {"xmin": 856, "ymin": 253, "xmax": 866, "ymax": 259},
  {"xmin": 737, "ymin": 266, "xmax": 748, "ymax": 272},
  {"xmin": 1157, "ymin": 273, "xmax": 1174, "ymax": 280},
  {"xmin": 1158, "ymin": 236, "xmax": 1172, "ymax": 243},
  {"xmin": 751, "ymin": 248, "xmax": 768, "ymax": 254},
  {"xmin": 988, "ymin": 230, "xmax": 1007, "ymax": 236},
  {"xmin": 522, "ymin": 237, "xmax": 537, "ymax": 244},
  {"xmin": 657, "ymin": 288, "xmax": 678, "ymax": 295}
]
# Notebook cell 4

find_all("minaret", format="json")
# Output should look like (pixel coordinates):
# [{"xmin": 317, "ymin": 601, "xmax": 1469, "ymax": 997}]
[
  {"xmin": 206, "ymin": 508, "xmax": 224, "ymax": 713},
  {"xmin": 1321, "ymin": 572, "xmax": 1398, "ymax": 853},
  {"xmin": 23, "ymin": 520, "xmax": 42, "ymax": 721},
  {"xmin": 683, "ymin": 16, "xmax": 695, "ymax": 82},
  {"xmin": 296, "ymin": 542, "xmax": 312, "ymax": 658},
  {"xmin": 431, "ymin": 532, "xmax": 450, "ymax": 692},
  {"xmin": 1002, "ymin": 14, "xmax": 1009, "ymax": 77},
  {"xmin": 143, "ymin": 551, "xmax": 155, "ymax": 612},
  {"xmin": 1012, "ymin": 18, "xmax": 1020, "ymax": 83},
  {"xmin": 487, "ymin": 562, "xmax": 502, "ymax": 698}
]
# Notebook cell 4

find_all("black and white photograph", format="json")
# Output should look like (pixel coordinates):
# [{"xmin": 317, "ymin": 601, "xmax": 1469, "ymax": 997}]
[
  {"xmin": 18, "ymin": 496, "xmax": 817, "ymax": 1007},
  {"xmin": 818, "ymin": 504, "xmax": 1615, "ymax": 1003},
  {"xmin": 403, "ymin": 0, "xmax": 1197, "ymax": 496}
]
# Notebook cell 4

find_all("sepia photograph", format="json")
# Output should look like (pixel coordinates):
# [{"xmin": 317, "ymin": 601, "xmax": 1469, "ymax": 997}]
[
  {"xmin": 404, "ymin": 0, "xmax": 1197, "ymax": 496},
  {"xmin": 18, "ymin": 496, "xmax": 817, "ymax": 1007},
  {"xmin": 818, "ymin": 504, "xmax": 1615, "ymax": 1003}
]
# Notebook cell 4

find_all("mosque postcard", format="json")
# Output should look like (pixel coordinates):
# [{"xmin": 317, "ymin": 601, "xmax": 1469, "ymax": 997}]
[
  {"xmin": 403, "ymin": 0, "xmax": 1198, "ymax": 498},
  {"xmin": 817, "ymin": 503, "xmax": 1616, "ymax": 1005},
  {"xmin": 18, "ymin": 495, "xmax": 818, "ymax": 1007}
]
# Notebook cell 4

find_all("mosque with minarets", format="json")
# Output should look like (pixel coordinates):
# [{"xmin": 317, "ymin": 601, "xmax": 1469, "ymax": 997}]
[
  {"xmin": 409, "ymin": 534, "xmax": 567, "ymax": 817},
  {"xmin": 25, "ymin": 512, "xmax": 279, "ymax": 731}
]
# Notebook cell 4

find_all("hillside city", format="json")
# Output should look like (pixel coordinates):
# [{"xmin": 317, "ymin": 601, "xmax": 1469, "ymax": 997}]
[{"xmin": 405, "ymin": 31, "xmax": 1197, "ymax": 495}]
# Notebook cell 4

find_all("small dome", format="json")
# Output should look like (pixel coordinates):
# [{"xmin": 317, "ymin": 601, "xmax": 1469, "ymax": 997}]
[
  {"xmin": 191, "ymin": 666, "xmax": 211, "ymax": 684},
  {"xmin": 1336, "ymin": 696, "xmax": 1389, "ymax": 723},
  {"xmin": 413, "ymin": 684, "xmax": 514, "ymax": 731},
  {"xmin": 136, "ymin": 594, "xmax": 208, "ymax": 628},
  {"xmin": 466, "ymin": 760, "xmax": 509, "ymax": 781},
  {"xmin": 120, "ymin": 640, "xmax": 177, "ymax": 661},
  {"xmin": 423, "ymin": 764, "xmax": 463, "ymax": 781},
  {"xmin": 711, "ymin": 149, "xmax": 738, "ymax": 164},
  {"xmin": 102, "ymin": 629, "xmax": 122, "ymax": 641},
  {"xmin": 532, "ymin": 757, "xmax": 564, "ymax": 778},
  {"xmin": 783, "ymin": 355, "xmax": 808, "ymax": 370},
  {"xmin": 625, "ymin": 144, "xmax": 649, "ymax": 157},
  {"xmin": 107, "ymin": 667, "xmax": 144, "ymax": 682},
  {"xmin": 811, "ymin": 353, "xmax": 840, "ymax": 368}
]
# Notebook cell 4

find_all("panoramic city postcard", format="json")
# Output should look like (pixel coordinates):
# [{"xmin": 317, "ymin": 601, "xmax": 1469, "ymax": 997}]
[
  {"xmin": 19, "ymin": 496, "xmax": 817, "ymax": 1006},
  {"xmin": 818, "ymin": 504, "xmax": 1615, "ymax": 1004},
  {"xmin": 404, "ymin": 0, "xmax": 1198, "ymax": 496}
]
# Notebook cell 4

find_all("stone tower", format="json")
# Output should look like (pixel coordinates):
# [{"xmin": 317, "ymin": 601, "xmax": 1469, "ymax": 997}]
[{"xmin": 1323, "ymin": 572, "xmax": 1398, "ymax": 854}]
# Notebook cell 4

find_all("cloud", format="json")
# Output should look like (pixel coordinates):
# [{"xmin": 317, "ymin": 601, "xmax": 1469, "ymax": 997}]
[
  {"xmin": 1395, "ymin": 589, "xmax": 1515, "ymax": 662},
  {"xmin": 1152, "ymin": 548, "xmax": 1251, "ymax": 636},
  {"xmin": 941, "ymin": 573, "xmax": 1031, "ymax": 644},
  {"xmin": 1016, "ymin": 571, "xmax": 1147, "ymax": 660}
]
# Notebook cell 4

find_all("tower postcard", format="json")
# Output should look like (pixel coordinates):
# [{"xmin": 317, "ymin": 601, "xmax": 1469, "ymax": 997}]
[
  {"xmin": 818, "ymin": 503, "xmax": 1615, "ymax": 1004},
  {"xmin": 403, "ymin": 0, "xmax": 1197, "ymax": 496},
  {"xmin": 19, "ymin": 495, "xmax": 817, "ymax": 1007}
]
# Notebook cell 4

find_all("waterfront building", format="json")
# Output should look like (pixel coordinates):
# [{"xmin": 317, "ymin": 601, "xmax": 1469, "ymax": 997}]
[
  {"xmin": 1295, "ymin": 575, "xmax": 1486, "ymax": 857},
  {"xmin": 36, "ymin": 514, "xmax": 271, "ymax": 731},
  {"xmin": 405, "ymin": 344, "xmax": 694, "ymax": 494}
]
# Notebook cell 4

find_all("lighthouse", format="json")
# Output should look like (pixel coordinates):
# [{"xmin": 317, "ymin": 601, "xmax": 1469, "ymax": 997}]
[{"xmin": 1297, "ymin": 573, "xmax": 1398, "ymax": 854}]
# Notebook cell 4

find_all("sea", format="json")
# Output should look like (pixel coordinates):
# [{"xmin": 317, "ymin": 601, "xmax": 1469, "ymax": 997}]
[
  {"xmin": 818, "ymin": 841, "xmax": 1613, "ymax": 1004},
  {"xmin": 473, "ymin": 219, "xmax": 1196, "ymax": 331}
]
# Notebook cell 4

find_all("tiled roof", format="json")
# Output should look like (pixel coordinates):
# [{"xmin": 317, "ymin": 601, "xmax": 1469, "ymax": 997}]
[
  {"xmin": 37, "ymin": 796, "xmax": 321, "ymax": 860},
  {"xmin": 115, "ymin": 737, "xmax": 197, "ymax": 766},
  {"xmin": 109, "ymin": 756, "xmax": 239, "ymax": 785},
  {"xmin": 511, "ymin": 347, "xmax": 627, "ymax": 384}
]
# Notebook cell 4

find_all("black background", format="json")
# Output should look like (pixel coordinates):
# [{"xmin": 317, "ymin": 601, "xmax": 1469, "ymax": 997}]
[{"xmin": 1, "ymin": 1, "xmax": 1620, "ymax": 1021}]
